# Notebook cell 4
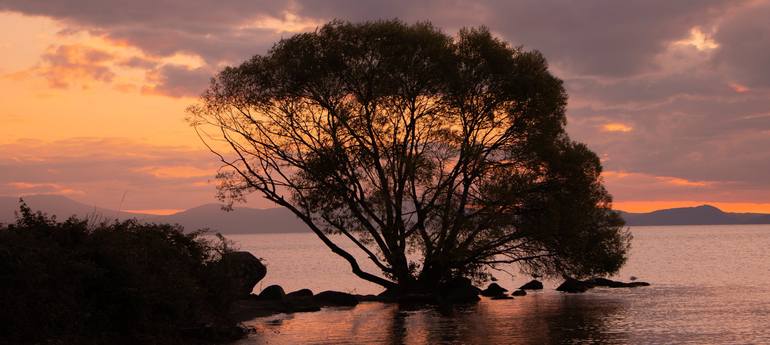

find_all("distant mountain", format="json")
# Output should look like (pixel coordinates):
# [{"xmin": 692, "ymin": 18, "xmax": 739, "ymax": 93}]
[
  {"xmin": 0, "ymin": 195, "xmax": 307, "ymax": 234},
  {"xmin": 0, "ymin": 194, "xmax": 152, "ymax": 223},
  {"xmin": 620, "ymin": 205, "xmax": 770, "ymax": 226},
  {"xmin": 3, "ymin": 195, "xmax": 770, "ymax": 231},
  {"xmin": 149, "ymin": 204, "xmax": 308, "ymax": 234}
]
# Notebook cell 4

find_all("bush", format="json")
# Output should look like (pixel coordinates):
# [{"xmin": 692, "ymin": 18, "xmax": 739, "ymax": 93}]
[{"xmin": 0, "ymin": 202, "xmax": 241, "ymax": 344}]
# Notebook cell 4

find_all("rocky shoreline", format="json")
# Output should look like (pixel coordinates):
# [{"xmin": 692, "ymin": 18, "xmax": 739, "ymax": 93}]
[{"xmin": 223, "ymin": 251, "xmax": 651, "ymax": 322}]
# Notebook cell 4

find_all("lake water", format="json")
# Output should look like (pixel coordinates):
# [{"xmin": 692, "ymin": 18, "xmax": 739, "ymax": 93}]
[{"xmin": 228, "ymin": 225, "xmax": 770, "ymax": 344}]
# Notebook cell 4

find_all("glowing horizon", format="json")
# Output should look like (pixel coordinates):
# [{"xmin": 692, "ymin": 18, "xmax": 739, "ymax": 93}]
[{"xmin": 613, "ymin": 201, "xmax": 770, "ymax": 214}]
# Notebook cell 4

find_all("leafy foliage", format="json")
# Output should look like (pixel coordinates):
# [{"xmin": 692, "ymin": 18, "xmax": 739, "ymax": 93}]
[
  {"xmin": 189, "ymin": 20, "xmax": 630, "ymax": 292},
  {"xmin": 0, "ymin": 202, "xmax": 239, "ymax": 344}
]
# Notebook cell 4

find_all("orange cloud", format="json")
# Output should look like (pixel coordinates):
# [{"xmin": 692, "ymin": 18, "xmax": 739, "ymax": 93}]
[
  {"xmin": 136, "ymin": 166, "xmax": 213, "ymax": 179},
  {"xmin": 728, "ymin": 82, "xmax": 750, "ymax": 93},
  {"xmin": 603, "ymin": 170, "xmax": 713, "ymax": 188},
  {"xmin": 239, "ymin": 12, "xmax": 324, "ymax": 33},
  {"xmin": 673, "ymin": 27, "xmax": 719, "ymax": 51},
  {"xmin": 656, "ymin": 176, "xmax": 711, "ymax": 187},
  {"xmin": 4, "ymin": 27, "xmax": 208, "ymax": 98},
  {"xmin": 36, "ymin": 44, "xmax": 116, "ymax": 88},
  {"xmin": 601, "ymin": 123, "xmax": 633, "ymax": 133},
  {"xmin": 7, "ymin": 182, "xmax": 85, "ymax": 195},
  {"xmin": 123, "ymin": 208, "xmax": 184, "ymax": 215},
  {"xmin": 602, "ymin": 170, "xmax": 632, "ymax": 178}
]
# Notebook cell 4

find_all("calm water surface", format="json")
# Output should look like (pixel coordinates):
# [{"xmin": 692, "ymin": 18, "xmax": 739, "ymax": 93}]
[{"xmin": 229, "ymin": 225, "xmax": 770, "ymax": 344}]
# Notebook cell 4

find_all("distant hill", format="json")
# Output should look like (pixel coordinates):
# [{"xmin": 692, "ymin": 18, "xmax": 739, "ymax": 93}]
[
  {"xmin": 149, "ymin": 204, "xmax": 308, "ymax": 234},
  {"xmin": 0, "ymin": 195, "xmax": 307, "ymax": 234},
  {"xmin": 3, "ymin": 195, "xmax": 770, "ymax": 231},
  {"xmin": 0, "ymin": 195, "xmax": 152, "ymax": 223},
  {"xmin": 620, "ymin": 205, "xmax": 770, "ymax": 226}
]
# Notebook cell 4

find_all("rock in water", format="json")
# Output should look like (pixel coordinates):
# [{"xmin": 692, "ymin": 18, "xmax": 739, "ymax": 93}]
[
  {"xmin": 584, "ymin": 277, "xmax": 624, "ymax": 287},
  {"xmin": 518, "ymin": 280, "xmax": 544, "ymax": 290},
  {"xmin": 211, "ymin": 251, "xmax": 266, "ymax": 298},
  {"xmin": 584, "ymin": 277, "xmax": 651, "ymax": 288},
  {"xmin": 627, "ymin": 281, "xmax": 651, "ymax": 287},
  {"xmin": 286, "ymin": 288, "xmax": 314, "ymax": 298},
  {"xmin": 556, "ymin": 277, "xmax": 591, "ymax": 293},
  {"xmin": 511, "ymin": 289, "xmax": 527, "ymax": 296},
  {"xmin": 314, "ymin": 291, "xmax": 359, "ymax": 306},
  {"xmin": 259, "ymin": 285, "xmax": 286, "ymax": 300},
  {"xmin": 480, "ymin": 283, "xmax": 508, "ymax": 297}
]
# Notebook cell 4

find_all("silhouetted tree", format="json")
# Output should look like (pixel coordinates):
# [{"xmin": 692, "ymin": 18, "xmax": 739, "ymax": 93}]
[{"xmin": 189, "ymin": 20, "xmax": 630, "ymax": 294}]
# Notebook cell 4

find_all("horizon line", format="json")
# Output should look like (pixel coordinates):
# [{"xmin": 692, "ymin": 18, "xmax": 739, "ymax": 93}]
[{"xmin": 6, "ymin": 194, "xmax": 770, "ymax": 215}]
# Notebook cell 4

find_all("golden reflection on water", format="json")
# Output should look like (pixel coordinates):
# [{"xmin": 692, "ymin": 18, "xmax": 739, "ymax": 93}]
[{"xmin": 239, "ymin": 293, "xmax": 629, "ymax": 345}]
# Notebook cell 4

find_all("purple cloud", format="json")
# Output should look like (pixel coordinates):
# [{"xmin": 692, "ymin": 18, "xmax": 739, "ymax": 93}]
[{"xmin": 713, "ymin": 1, "xmax": 770, "ymax": 89}]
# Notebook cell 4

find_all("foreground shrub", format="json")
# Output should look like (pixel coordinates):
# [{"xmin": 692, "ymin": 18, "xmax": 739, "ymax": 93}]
[{"xmin": 0, "ymin": 202, "xmax": 241, "ymax": 344}]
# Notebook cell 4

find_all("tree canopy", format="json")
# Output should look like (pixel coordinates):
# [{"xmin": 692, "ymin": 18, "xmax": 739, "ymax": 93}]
[{"xmin": 189, "ymin": 20, "xmax": 630, "ymax": 293}]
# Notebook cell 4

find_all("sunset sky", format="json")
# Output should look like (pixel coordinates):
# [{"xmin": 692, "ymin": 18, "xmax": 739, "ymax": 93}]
[{"xmin": 1, "ymin": 1, "xmax": 769, "ymax": 214}]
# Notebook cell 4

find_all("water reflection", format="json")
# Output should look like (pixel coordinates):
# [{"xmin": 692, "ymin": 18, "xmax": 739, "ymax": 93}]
[{"xmin": 238, "ymin": 292, "xmax": 629, "ymax": 345}]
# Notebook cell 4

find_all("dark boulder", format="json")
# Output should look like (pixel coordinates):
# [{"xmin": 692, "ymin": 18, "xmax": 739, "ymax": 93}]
[
  {"xmin": 627, "ymin": 281, "xmax": 651, "ymax": 287},
  {"xmin": 259, "ymin": 285, "xmax": 286, "ymax": 300},
  {"xmin": 286, "ymin": 288, "xmax": 314, "ymax": 298},
  {"xmin": 511, "ymin": 289, "xmax": 527, "ymax": 296},
  {"xmin": 584, "ymin": 277, "xmax": 621, "ymax": 287},
  {"xmin": 491, "ymin": 295, "xmax": 513, "ymax": 300},
  {"xmin": 441, "ymin": 277, "xmax": 481, "ymax": 304},
  {"xmin": 209, "ymin": 251, "xmax": 266, "ymax": 298},
  {"xmin": 556, "ymin": 277, "xmax": 591, "ymax": 293},
  {"xmin": 518, "ymin": 279, "xmax": 544, "ymax": 290},
  {"xmin": 480, "ymin": 283, "xmax": 508, "ymax": 297},
  {"xmin": 585, "ymin": 277, "xmax": 651, "ymax": 288},
  {"xmin": 284, "ymin": 296, "xmax": 321, "ymax": 312},
  {"xmin": 314, "ymin": 290, "xmax": 359, "ymax": 307}
]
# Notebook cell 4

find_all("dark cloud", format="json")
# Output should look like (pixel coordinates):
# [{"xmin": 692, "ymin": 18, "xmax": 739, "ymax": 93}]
[
  {"xmin": 143, "ymin": 65, "xmax": 214, "ymax": 98},
  {"xmin": 92, "ymin": 25, "xmax": 279, "ymax": 64},
  {"xmin": 565, "ymin": 72, "xmax": 726, "ymax": 107},
  {"xmin": 0, "ymin": 0, "xmax": 287, "ymax": 63},
  {"xmin": 0, "ymin": 1, "xmax": 286, "ymax": 30},
  {"xmin": 295, "ymin": 0, "xmax": 740, "ymax": 77},
  {"xmin": 295, "ymin": 0, "xmax": 486, "ymax": 28},
  {"xmin": 568, "ymin": 91, "xmax": 770, "ymax": 188},
  {"xmin": 483, "ymin": 0, "xmax": 737, "ymax": 77},
  {"xmin": 3, "ymin": 0, "xmax": 740, "ymax": 77},
  {"xmin": 120, "ymin": 56, "xmax": 157, "ymax": 69},
  {"xmin": 713, "ymin": 1, "xmax": 770, "ymax": 89}
]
